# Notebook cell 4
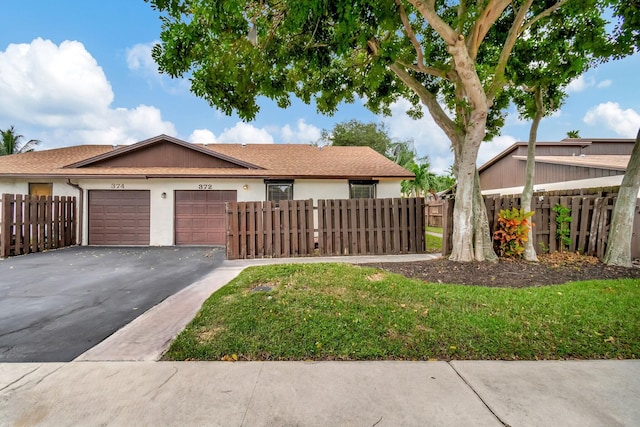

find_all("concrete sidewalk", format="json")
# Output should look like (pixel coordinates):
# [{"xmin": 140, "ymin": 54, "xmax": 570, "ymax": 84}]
[
  {"xmin": 1, "ymin": 360, "xmax": 638, "ymax": 426},
  {"xmin": 5, "ymin": 254, "xmax": 639, "ymax": 426}
]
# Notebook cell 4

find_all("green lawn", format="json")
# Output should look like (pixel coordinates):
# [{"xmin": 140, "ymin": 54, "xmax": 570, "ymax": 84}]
[
  {"xmin": 425, "ymin": 226, "xmax": 443, "ymax": 234},
  {"xmin": 425, "ymin": 233, "xmax": 442, "ymax": 253},
  {"xmin": 165, "ymin": 263, "xmax": 640, "ymax": 361}
]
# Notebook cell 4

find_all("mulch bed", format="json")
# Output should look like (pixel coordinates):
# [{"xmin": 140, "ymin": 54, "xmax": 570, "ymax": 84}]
[{"xmin": 362, "ymin": 252, "xmax": 640, "ymax": 287}]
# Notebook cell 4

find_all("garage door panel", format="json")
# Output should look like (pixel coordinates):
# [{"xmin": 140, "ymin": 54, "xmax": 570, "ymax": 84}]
[
  {"xmin": 190, "ymin": 205, "xmax": 207, "ymax": 215},
  {"xmin": 175, "ymin": 190, "xmax": 236, "ymax": 245},
  {"xmin": 175, "ymin": 205, "xmax": 193, "ymax": 215},
  {"xmin": 190, "ymin": 218, "xmax": 208, "ymax": 228},
  {"xmin": 207, "ymin": 218, "xmax": 225, "ymax": 228},
  {"xmin": 89, "ymin": 190, "xmax": 150, "ymax": 245},
  {"xmin": 175, "ymin": 218, "xmax": 192, "ymax": 228},
  {"xmin": 207, "ymin": 205, "xmax": 225, "ymax": 215}
]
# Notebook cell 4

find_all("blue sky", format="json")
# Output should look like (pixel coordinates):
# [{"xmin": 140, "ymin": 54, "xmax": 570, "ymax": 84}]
[{"xmin": 1, "ymin": 1, "xmax": 638, "ymax": 174}]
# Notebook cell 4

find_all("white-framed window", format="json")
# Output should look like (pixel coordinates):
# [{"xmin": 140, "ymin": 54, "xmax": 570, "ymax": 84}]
[{"xmin": 349, "ymin": 180, "xmax": 377, "ymax": 199}]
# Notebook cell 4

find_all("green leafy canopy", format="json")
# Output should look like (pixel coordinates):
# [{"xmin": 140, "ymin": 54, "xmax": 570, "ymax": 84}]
[{"xmin": 147, "ymin": 0, "xmax": 634, "ymax": 138}]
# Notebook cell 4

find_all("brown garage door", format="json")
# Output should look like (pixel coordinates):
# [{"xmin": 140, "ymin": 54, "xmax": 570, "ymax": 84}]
[
  {"xmin": 89, "ymin": 190, "xmax": 150, "ymax": 245},
  {"xmin": 175, "ymin": 190, "xmax": 236, "ymax": 245}
]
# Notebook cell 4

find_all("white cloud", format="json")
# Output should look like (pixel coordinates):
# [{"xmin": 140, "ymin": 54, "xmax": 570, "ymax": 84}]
[
  {"xmin": 0, "ymin": 38, "xmax": 176, "ymax": 148},
  {"xmin": 567, "ymin": 75, "xmax": 612, "ymax": 93},
  {"xmin": 381, "ymin": 98, "xmax": 453, "ymax": 174},
  {"xmin": 597, "ymin": 80, "xmax": 612, "ymax": 89},
  {"xmin": 125, "ymin": 40, "xmax": 190, "ymax": 94},
  {"xmin": 280, "ymin": 119, "xmax": 322, "ymax": 144},
  {"xmin": 187, "ymin": 119, "xmax": 321, "ymax": 147},
  {"xmin": 0, "ymin": 38, "xmax": 113, "ymax": 121},
  {"xmin": 477, "ymin": 135, "xmax": 517, "ymax": 167},
  {"xmin": 126, "ymin": 41, "xmax": 159, "ymax": 76},
  {"xmin": 567, "ymin": 75, "xmax": 594, "ymax": 93},
  {"xmin": 217, "ymin": 122, "xmax": 274, "ymax": 144},
  {"xmin": 583, "ymin": 102, "xmax": 640, "ymax": 138},
  {"xmin": 188, "ymin": 129, "xmax": 217, "ymax": 145}
]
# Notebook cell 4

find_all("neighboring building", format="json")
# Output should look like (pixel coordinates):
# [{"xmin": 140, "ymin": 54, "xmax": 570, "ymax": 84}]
[
  {"xmin": 478, "ymin": 137, "xmax": 639, "ymax": 260},
  {"xmin": 479, "ymin": 138, "xmax": 634, "ymax": 194},
  {"xmin": 0, "ymin": 135, "xmax": 413, "ymax": 246}
]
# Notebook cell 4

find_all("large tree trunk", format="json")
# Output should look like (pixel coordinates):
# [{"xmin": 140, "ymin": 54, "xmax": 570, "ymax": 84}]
[
  {"xmin": 603, "ymin": 128, "xmax": 640, "ymax": 267},
  {"xmin": 521, "ymin": 87, "xmax": 544, "ymax": 262},
  {"xmin": 449, "ymin": 115, "xmax": 497, "ymax": 262},
  {"xmin": 450, "ymin": 143, "xmax": 476, "ymax": 261},
  {"xmin": 390, "ymin": 38, "xmax": 496, "ymax": 262},
  {"xmin": 473, "ymin": 169, "xmax": 498, "ymax": 262}
]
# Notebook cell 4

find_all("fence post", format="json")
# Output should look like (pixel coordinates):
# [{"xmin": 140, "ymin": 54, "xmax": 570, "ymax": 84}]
[{"xmin": 1, "ymin": 195, "xmax": 12, "ymax": 258}]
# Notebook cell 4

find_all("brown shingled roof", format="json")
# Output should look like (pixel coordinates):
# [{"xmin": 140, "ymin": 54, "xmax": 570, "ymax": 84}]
[{"xmin": 0, "ymin": 136, "xmax": 414, "ymax": 179}]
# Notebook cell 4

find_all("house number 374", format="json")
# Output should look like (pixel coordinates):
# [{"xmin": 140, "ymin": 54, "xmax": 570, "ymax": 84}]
[{"xmin": 110, "ymin": 183, "xmax": 125, "ymax": 189}]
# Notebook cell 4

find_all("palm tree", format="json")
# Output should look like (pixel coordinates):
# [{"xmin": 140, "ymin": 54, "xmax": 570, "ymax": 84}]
[
  {"xmin": 0, "ymin": 126, "xmax": 40, "ymax": 156},
  {"xmin": 402, "ymin": 162, "xmax": 438, "ymax": 199}
]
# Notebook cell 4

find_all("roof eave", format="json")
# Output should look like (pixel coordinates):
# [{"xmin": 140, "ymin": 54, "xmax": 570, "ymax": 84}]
[
  {"xmin": 62, "ymin": 134, "xmax": 264, "ymax": 170},
  {"xmin": 512, "ymin": 155, "xmax": 627, "ymax": 171}
]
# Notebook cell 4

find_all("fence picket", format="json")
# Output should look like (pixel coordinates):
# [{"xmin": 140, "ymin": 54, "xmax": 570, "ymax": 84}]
[
  {"xmin": 0, "ymin": 194, "xmax": 77, "ymax": 258},
  {"xmin": 15, "ymin": 194, "xmax": 23, "ymax": 252},
  {"xmin": 596, "ymin": 198, "xmax": 612, "ymax": 259},
  {"xmin": 588, "ymin": 197, "xmax": 603, "ymax": 254},
  {"xmin": 225, "ymin": 197, "xmax": 427, "ymax": 259},
  {"xmin": 569, "ymin": 197, "xmax": 580, "ymax": 253},
  {"xmin": 576, "ymin": 197, "xmax": 590, "ymax": 254},
  {"xmin": 438, "ymin": 188, "xmax": 637, "ymax": 260}
]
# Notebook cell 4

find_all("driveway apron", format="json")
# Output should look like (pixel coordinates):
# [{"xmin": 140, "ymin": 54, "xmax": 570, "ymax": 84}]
[{"xmin": 0, "ymin": 246, "xmax": 225, "ymax": 362}]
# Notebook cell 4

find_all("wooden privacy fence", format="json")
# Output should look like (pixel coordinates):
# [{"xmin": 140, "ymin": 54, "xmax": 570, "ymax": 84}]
[
  {"xmin": 227, "ymin": 199, "xmax": 315, "ymax": 259},
  {"xmin": 1, "ymin": 194, "xmax": 77, "ymax": 258},
  {"xmin": 226, "ymin": 197, "xmax": 426, "ymax": 259},
  {"xmin": 441, "ymin": 188, "xmax": 640, "ymax": 259},
  {"xmin": 317, "ymin": 197, "xmax": 425, "ymax": 256},
  {"xmin": 425, "ymin": 201, "xmax": 444, "ymax": 227}
]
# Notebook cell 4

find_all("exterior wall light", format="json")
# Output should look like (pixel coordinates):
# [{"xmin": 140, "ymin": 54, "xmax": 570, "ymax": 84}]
[
  {"xmin": 161, "ymin": 192, "xmax": 167, "ymax": 199},
  {"xmin": 243, "ymin": 185, "xmax": 249, "ymax": 190}
]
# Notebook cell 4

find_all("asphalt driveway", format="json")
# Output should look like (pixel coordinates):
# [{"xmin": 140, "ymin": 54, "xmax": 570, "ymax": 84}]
[{"xmin": 0, "ymin": 246, "xmax": 225, "ymax": 362}]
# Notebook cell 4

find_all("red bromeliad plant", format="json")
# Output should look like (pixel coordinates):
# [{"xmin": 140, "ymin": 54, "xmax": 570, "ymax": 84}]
[{"xmin": 493, "ymin": 208, "xmax": 535, "ymax": 258}]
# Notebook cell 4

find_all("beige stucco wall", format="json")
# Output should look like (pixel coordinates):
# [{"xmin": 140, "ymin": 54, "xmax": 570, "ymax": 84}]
[
  {"xmin": 0, "ymin": 179, "xmax": 79, "ymax": 198},
  {"xmin": 1, "ymin": 177, "xmax": 404, "ymax": 246},
  {"xmin": 376, "ymin": 180, "xmax": 403, "ymax": 199},
  {"xmin": 0, "ymin": 179, "xmax": 80, "ymax": 224}
]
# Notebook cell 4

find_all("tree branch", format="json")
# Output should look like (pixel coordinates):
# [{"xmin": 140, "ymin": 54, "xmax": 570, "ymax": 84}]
[
  {"xmin": 486, "ymin": 0, "xmax": 533, "ymax": 101},
  {"xmin": 448, "ymin": 35, "xmax": 489, "ymax": 114},
  {"xmin": 406, "ymin": 0, "xmax": 458, "ymax": 44},
  {"xmin": 395, "ymin": 0, "xmax": 427, "ymax": 72},
  {"xmin": 466, "ymin": 0, "xmax": 512, "ymax": 60},
  {"xmin": 395, "ymin": 60, "xmax": 448, "ymax": 78},
  {"xmin": 488, "ymin": 0, "xmax": 569, "ymax": 101},
  {"xmin": 521, "ymin": 0, "xmax": 570, "ymax": 34},
  {"xmin": 390, "ymin": 62, "xmax": 463, "ymax": 144}
]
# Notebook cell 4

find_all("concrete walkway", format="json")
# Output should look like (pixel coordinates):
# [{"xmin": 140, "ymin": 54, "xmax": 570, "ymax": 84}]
[
  {"xmin": 2, "ymin": 360, "xmax": 638, "ymax": 426},
  {"xmin": 2, "ymin": 253, "xmax": 639, "ymax": 426}
]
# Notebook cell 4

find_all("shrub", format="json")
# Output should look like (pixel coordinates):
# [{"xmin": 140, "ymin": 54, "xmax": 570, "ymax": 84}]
[
  {"xmin": 493, "ymin": 207, "xmax": 535, "ymax": 257},
  {"xmin": 552, "ymin": 204, "xmax": 573, "ymax": 251}
]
